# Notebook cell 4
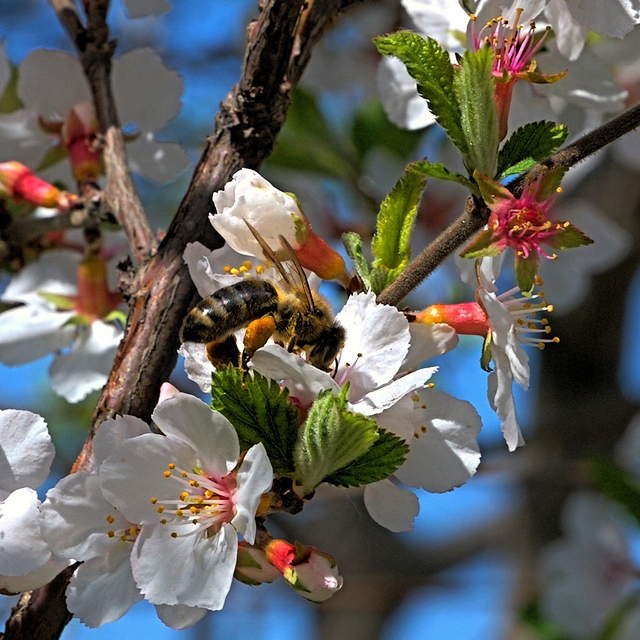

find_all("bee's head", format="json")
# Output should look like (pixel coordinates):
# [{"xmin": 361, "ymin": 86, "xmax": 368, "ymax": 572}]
[{"xmin": 309, "ymin": 324, "xmax": 346, "ymax": 371}]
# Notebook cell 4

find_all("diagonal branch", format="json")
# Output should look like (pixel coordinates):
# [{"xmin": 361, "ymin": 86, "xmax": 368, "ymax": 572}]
[{"xmin": 378, "ymin": 101, "xmax": 640, "ymax": 306}]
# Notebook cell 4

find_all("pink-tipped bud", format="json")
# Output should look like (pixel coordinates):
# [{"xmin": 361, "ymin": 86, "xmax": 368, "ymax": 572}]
[
  {"xmin": 413, "ymin": 302, "xmax": 488, "ymax": 337},
  {"xmin": 0, "ymin": 161, "xmax": 77, "ymax": 210},
  {"xmin": 75, "ymin": 253, "xmax": 122, "ymax": 321},
  {"xmin": 234, "ymin": 542, "xmax": 282, "ymax": 586},
  {"xmin": 266, "ymin": 539, "xmax": 343, "ymax": 603},
  {"xmin": 295, "ymin": 227, "xmax": 349, "ymax": 284},
  {"xmin": 62, "ymin": 102, "xmax": 101, "ymax": 182}
]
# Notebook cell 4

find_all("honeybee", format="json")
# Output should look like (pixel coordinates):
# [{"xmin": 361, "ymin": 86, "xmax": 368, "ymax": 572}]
[{"xmin": 180, "ymin": 223, "xmax": 346, "ymax": 371}]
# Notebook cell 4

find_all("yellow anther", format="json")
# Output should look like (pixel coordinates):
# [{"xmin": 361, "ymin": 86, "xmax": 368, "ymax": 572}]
[
  {"xmin": 420, "ymin": 425, "xmax": 427, "ymax": 433},
  {"xmin": 538, "ymin": 342, "xmax": 545, "ymax": 350},
  {"xmin": 168, "ymin": 463, "xmax": 176, "ymax": 470},
  {"xmin": 204, "ymin": 489, "xmax": 214, "ymax": 499},
  {"xmin": 157, "ymin": 505, "xmax": 165, "ymax": 514},
  {"xmin": 106, "ymin": 514, "xmax": 115, "ymax": 524},
  {"xmin": 242, "ymin": 260, "xmax": 252, "ymax": 269},
  {"xmin": 180, "ymin": 491, "xmax": 189, "ymax": 501},
  {"xmin": 517, "ymin": 318, "xmax": 525, "ymax": 326},
  {"xmin": 523, "ymin": 303, "xmax": 532, "ymax": 309},
  {"xmin": 230, "ymin": 268, "xmax": 240, "ymax": 276},
  {"xmin": 189, "ymin": 480, "xmax": 200, "ymax": 488},
  {"xmin": 427, "ymin": 382, "xmax": 434, "ymax": 388},
  {"xmin": 412, "ymin": 394, "xmax": 420, "ymax": 402},
  {"xmin": 160, "ymin": 518, "xmax": 167, "ymax": 524},
  {"xmin": 181, "ymin": 471, "xmax": 188, "ymax": 478},
  {"xmin": 163, "ymin": 470, "xmax": 171, "ymax": 478},
  {"xmin": 546, "ymin": 304, "xmax": 554, "ymax": 313},
  {"xmin": 107, "ymin": 530, "xmax": 115, "ymax": 538},
  {"xmin": 171, "ymin": 532, "xmax": 178, "ymax": 538},
  {"xmin": 414, "ymin": 431, "xmax": 420, "ymax": 439},
  {"xmin": 223, "ymin": 265, "xmax": 231, "ymax": 273},
  {"xmin": 239, "ymin": 265, "xmax": 248, "ymax": 273},
  {"xmin": 545, "ymin": 326, "xmax": 552, "ymax": 334},
  {"xmin": 120, "ymin": 535, "xmax": 128, "ymax": 542},
  {"xmin": 541, "ymin": 318, "xmax": 549, "ymax": 325},
  {"xmin": 470, "ymin": 13, "xmax": 476, "ymax": 20},
  {"xmin": 421, "ymin": 404, "xmax": 427, "ymax": 409},
  {"xmin": 150, "ymin": 497, "xmax": 158, "ymax": 504},
  {"xmin": 553, "ymin": 336, "xmax": 560, "ymax": 343},
  {"xmin": 196, "ymin": 496, "xmax": 204, "ymax": 504},
  {"xmin": 535, "ymin": 276, "xmax": 544, "ymax": 285},
  {"xmin": 189, "ymin": 506, "xmax": 199, "ymax": 514},
  {"xmin": 176, "ymin": 509, "xmax": 184, "ymax": 517},
  {"xmin": 256, "ymin": 265, "xmax": 265, "ymax": 274}
]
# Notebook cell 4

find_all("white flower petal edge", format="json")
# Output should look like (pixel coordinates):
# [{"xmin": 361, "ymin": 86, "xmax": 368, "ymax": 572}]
[
  {"xmin": 154, "ymin": 604, "xmax": 208, "ymax": 630},
  {"xmin": 363, "ymin": 480, "xmax": 419, "ymax": 532},
  {"xmin": 178, "ymin": 342, "xmax": 215, "ymax": 393}
]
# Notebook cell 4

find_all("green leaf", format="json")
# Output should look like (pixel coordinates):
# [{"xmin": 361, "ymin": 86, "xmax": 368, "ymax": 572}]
[
  {"xmin": 545, "ymin": 224, "xmax": 594, "ymax": 250},
  {"xmin": 342, "ymin": 232, "xmax": 371, "ymax": 290},
  {"xmin": 591, "ymin": 459, "xmax": 640, "ymax": 527},
  {"xmin": 350, "ymin": 100, "xmax": 424, "ymax": 163},
  {"xmin": 371, "ymin": 161, "xmax": 426, "ymax": 285},
  {"xmin": 324, "ymin": 429, "xmax": 409, "ymax": 488},
  {"xmin": 515, "ymin": 252, "xmax": 539, "ymax": 296},
  {"xmin": 0, "ymin": 62, "xmax": 23, "ymax": 113},
  {"xmin": 266, "ymin": 87, "xmax": 357, "ymax": 180},
  {"xmin": 369, "ymin": 265, "xmax": 390, "ymax": 296},
  {"xmin": 410, "ymin": 160, "xmax": 476, "ymax": 191},
  {"xmin": 374, "ymin": 31, "xmax": 467, "ymax": 154},
  {"xmin": 210, "ymin": 366, "xmax": 300, "ymax": 475},
  {"xmin": 293, "ymin": 390, "xmax": 379, "ymax": 495},
  {"xmin": 37, "ymin": 144, "xmax": 69, "ymax": 173},
  {"xmin": 535, "ymin": 166, "xmax": 567, "ymax": 201},
  {"xmin": 497, "ymin": 121, "xmax": 569, "ymax": 178},
  {"xmin": 453, "ymin": 46, "xmax": 499, "ymax": 175},
  {"xmin": 520, "ymin": 601, "xmax": 572, "ymax": 640},
  {"xmin": 473, "ymin": 170, "xmax": 513, "ymax": 207},
  {"xmin": 459, "ymin": 229, "xmax": 501, "ymax": 259},
  {"xmin": 38, "ymin": 292, "xmax": 76, "ymax": 310}
]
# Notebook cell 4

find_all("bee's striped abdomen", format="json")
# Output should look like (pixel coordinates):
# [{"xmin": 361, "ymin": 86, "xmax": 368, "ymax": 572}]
[{"xmin": 180, "ymin": 278, "xmax": 279, "ymax": 344}]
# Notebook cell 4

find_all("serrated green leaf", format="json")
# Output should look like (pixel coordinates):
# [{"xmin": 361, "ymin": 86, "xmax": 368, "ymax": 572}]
[
  {"xmin": 369, "ymin": 265, "xmax": 390, "ymax": 295},
  {"xmin": 266, "ymin": 87, "xmax": 357, "ymax": 180},
  {"xmin": 591, "ymin": 459, "xmax": 640, "ymax": 527},
  {"xmin": 211, "ymin": 366, "xmax": 299, "ymax": 475},
  {"xmin": 0, "ymin": 62, "xmax": 23, "ymax": 113},
  {"xmin": 498, "ymin": 121, "xmax": 569, "ymax": 178},
  {"xmin": 293, "ymin": 390, "xmax": 379, "ymax": 495},
  {"xmin": 545, "ymin": 224, "xmax": 594, "ymax": 250},
  {"xmin": 515, "ymin": 252, "xmax": 539, "ymax": 296},
  {"xmin": 342, "ymin": 231, "xmax": 371, "ymax": 290},
  {"xmin": 374, "ymin": 31, "xmax": 467, "ymax": 154},
  {"xmin": 324, "ymin": 429, "xmax": 409, "ymax": 488},
  {"xmin": 350, "ymin": 100, "xmax": 424, "ymax": 162},
  {"xmin": 371, "ymin": 161, "xmax": 426, "ymax": 284},
  {"xmin": 410, "ymin": 160, "xmax": 476, "ymax": 191},
  {"xmin": 454, "ymin": 46, "xmax": 499, "ymax": 175}
]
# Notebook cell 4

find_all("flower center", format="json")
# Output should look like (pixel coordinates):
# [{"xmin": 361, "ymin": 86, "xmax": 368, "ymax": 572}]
[{"xmin": 151, "ymin": 462, "xmax": 237, "ymax": 537}]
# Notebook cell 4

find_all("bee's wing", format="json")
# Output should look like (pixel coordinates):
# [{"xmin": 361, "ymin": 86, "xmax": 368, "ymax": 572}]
[
  {"xmin": 243, "ymin": 220, "xmax": 295, "ymax": 289},
  {"xmin": 277, "ymin": 234, "xmax": 316, "ymax": 313}
]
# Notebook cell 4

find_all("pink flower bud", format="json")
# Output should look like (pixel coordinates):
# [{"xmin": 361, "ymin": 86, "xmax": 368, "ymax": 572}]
[
  {"xmin": 0, "ymin": 161, "xmax": 77, "ymax": 210},
  {"xmin": 266, "ymin": 539, "xmax": 343, "ymax": 603},
  {"xmin": 413, "ymin": 302, "xmax": 488, "ymax": 337}
]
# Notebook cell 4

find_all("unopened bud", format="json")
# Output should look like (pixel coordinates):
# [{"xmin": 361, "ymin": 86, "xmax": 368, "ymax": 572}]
[
  {"xmin": 413, "ymin": 302, "xmax": 488, "ymax": 337},
  {"xmin": 0, "ymin": 161, "xmax": 77, "ymax": 210},
  {"xmin": 234, "ymin": 542, "xmax": 281, "ymax": 586}
]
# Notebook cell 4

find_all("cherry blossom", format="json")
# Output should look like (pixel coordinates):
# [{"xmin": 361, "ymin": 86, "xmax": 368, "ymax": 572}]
[
  {"xmin": 0, "ymin": 409, "xmax": 67, "ymax": 594},
  {"xmin": 99, "ymin": 393, "xmax": 273, "ymax": 610}
]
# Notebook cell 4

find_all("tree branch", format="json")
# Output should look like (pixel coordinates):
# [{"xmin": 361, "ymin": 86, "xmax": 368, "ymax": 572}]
[{"xmin": 378, "ymin": 100, "xmax": 640, "ymax": 306}]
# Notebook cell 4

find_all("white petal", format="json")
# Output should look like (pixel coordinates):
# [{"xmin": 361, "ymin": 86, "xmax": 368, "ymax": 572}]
[
  {"xmin": 93, "ymin": 415, "xmax": 151, "ymax": 467},
  {"xmin": 131, "ymin": 522, "xmax": 237, "ymax": 609},
  {"xmin": 251, "ymin": 344, "xmax": 337, "ymax": 406},
  {"xmin": 182, "ymin": 242, "xmax": 243, "ymax": 298},
  {"xmin": 100, "ymin": 433, "xmax": 196, "ymax": 525},
  {"xmin": 545, "ymin": 0, "xmax": 587, "ymax": 60},
  {"xmin": 66, "ymin": 546, "xmax": 142, "ymax": 627},
  {"xmin": 2, "ymin": 249, "xmax": 79, "ymax": 304},
  {"xmin": 0, "ymin": 110, "xmax": 50, "ymax": 168},
  {"xmin": 563, "ymin": 0, "xmax": 640, "ymax": 37},
  {"xmin": 18, "ymin": 50, "xmax": 88, "ymax": 117},
  {"xmin": 394, "ymin": 391, "xmax": 482, "ymax": 492},
  {"xmin": 0, "ymin": 554, "xmax": 68, "ymax": 594},
  {"xmin": 126, "ymin": 134, "xmax": 189, "ymax": 184},
  {"xmin": 488, "ymin": 366, "xmax": 525, "ymax": 451},
  {"xmin": 402, "ymin": 0, "xmax": 470, "ymax": 49},
  {"xmin": 335, "ymin": 291, "xmax": 411, "ymax": 397},
  {"xmin": 124, "ymin": 0, "xmax": 171, "ymax": 18},
  {"xmin": 377, "ymin": 57, "xmax": 435, "ymax": 130},
  {"xmin": 0, "ymin": 410, "xmax": 54, "ymax": 493},
  {"xmin": 0, "ymin": 305, "xmax": 76, "ymax": 365},
  {"xmin": 178, "ymin": 342, "xmax": 215, "ymax": 393},
  {"xmin": 155, "ymin": 604, "xmax": 208, "ymax": 630},
  {"xmin": 113, "ymin": 49, "xmax": 183, "ymax": 131},
  {"xmin": 49, "ymin": 321, "xmax": 122, "ymax": 403},
  {"xmin": 0, "ymin": 487, "xmax": 51, "ymax": 576},
  {"xmin": 403, "ymin": 322, "xmax": 458, "ymax": 370},
  {"xmin": 41, "ymin": 473, "xmax": 129, "ymax": 561},
  {"xmin": 351, "ymin": 367, "xmax": 437, "ymax": 416},
  {"xmin": 231, "ymin": 443, "xmax": 273, "ymax": 543},
  {"xmin": 363, "ymin": 480, "xmax": 419, "ymax": 532},
  {"xmin": 151, "ymin": 393, "xmax": 239, "ymax": 476}
]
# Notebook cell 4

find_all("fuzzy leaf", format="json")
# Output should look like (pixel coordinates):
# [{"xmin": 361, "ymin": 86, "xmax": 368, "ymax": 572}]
[
  {"xmin": 459, "ymin": 230, "xmax": 501, "ymax": 259},
  {"xmin": 515, "ymin": 252, "xmax": 540, "ymax": 296},
  {"xmin": 374, "ymin": 31, "xmax": 466, "ymax": 153},
  {"xmin": 410, "ymin": 160, "xmax": 475, "ymax": 190},
  {"xmin": 498, "ymin": 121, "xmax": 568, "ymax": 178},
  {"xmin": 371, "ymin": 161, "xmax": 426, "ymax": 284},
  {"xmin": 324, "ymin": 429, "xmax": 409, "ymax": 488},
  {"xmin": 369, "ymin": 265, "xmax": 390, "ymax": 296},
  {"xmin": 210, "ymin": 366, "xmax": 299, "ymax": 475},
  {"xmin": 535, "ymin": 166, "xmax": 568, "ymax": 201},
  {"xmin": 293, "ymin": 390, "xmax": 379, "ymax": 495},
  {"xmin": 545, "ymin": 224, "xmax": 594, "ymax": 250},
  {"xmin": 473, "ymin": 170, "xmax": 513, "ymax": 206},
  {"xmin": 454, "ymin": 46, "xmax": 499, "ymax": 176},
  {"xmin": 342, "ymin": 232, "xmax": 371, "ymax": 290}
]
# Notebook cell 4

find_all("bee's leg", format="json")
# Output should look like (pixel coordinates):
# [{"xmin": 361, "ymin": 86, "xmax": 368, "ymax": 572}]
[
  {"xmin": 242, "ymin": 315, "xmax": 276, "ymax": 369},
  {"xmin": 205, "ymin": 335, "xmax": 241, "ymax": 369}
]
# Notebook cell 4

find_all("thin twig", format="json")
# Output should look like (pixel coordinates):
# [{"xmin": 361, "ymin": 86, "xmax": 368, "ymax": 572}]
[{"xmin": 378, "ymin": 101, "xmax": 640, "ymax": 306}]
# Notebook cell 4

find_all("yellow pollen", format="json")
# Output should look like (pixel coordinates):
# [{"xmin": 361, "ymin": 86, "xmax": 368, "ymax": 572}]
[
  {"xmin": 239, "ymin": 265, "xmax": 248, "ymax": 273},
  {"xmin": 223, "ymin": 265, "xmax": 231, "ymax": 273},
  {"xmin": 414, "ymin": 431, "xmax": 420, "ymax": 439},
  {"xmin": 107, "ymin": 530, "xmax": 115, "ymax": 538},
  {"xmin": 470, "ymin": 13, "xmax": 476, "ymax": 20},
  {"xmin": 420, "ymin": 425, "xmax": 427, "ymax": 433},
  {"xmin": 120, "ymin": 535, "xmax": 128, "ymax": 542},
  {"xmin": 545, "ymin": 326, "xmax": 552, "ymax": 334},
  {"xmin": 242, "ymin": 260, "xmax": 252, "ymax": 269},
  {"xmin": 171, "ymin": 532, "xmax": 178, "ymax": 538},
  {"xmin": 129, "ymin": 526, "xmax": 137, "ymax": 536},
  {"xmin": 427, "ymin": 382, "xmax": 434, "ymax": 388},
  {"xmin": 180, "ymin": 491, "xmax": 189, "ymax": 501},
  {"xmin": 168, "ymin": 463, "xmax": 176, "ymax": 470},
  {"xmin": 196, "ymin": 496, "xmax": 204, "ymax": 504},
  {"xmin": 546, "ymin": 304, "xmax": 554, "ymax": 313},
  {"xmin": 160, "ymin": 518, "xmax": 167, "ymax": 524},
  {"xmin": 412, "ymin": 394, "xmax": 420, "ymax": 402},
  {"xmin": 150, "ymin": 497, "xmax": 158, "ymax": 504},
  {"xmin": 181, "ymin": 471, "xmax": 188, "ymax": 478},
  {"xmin": 157, "ymin": 505, "xmax": 165, "ymax": 513},
  {"xmin": 527, "ymin": 321, "xmax": 535, "ymax": 329},
  {"xmin": 106, "ymin": 514, "xmax": 115, "ymax": 524},
  {"xmin": 189, "ymin": 506, "xmax": 199, "ymax": 514},
  {"xmin": 538, "ymin": 342, "xmax": 545, "ymax": 350},
  {"xmin": 535, "ymin": 276, "xmax": 544, "ymax": 285},
  {"xmin": 553, "ymin": 336, "xmax": 560, "ymax": 343},
  {"xmin": 163, "ymin": 470, "xmax": 171, "ymax": 478},
  {"xmin": 176, "ymin": 509, "xmax": 184, "ymax": 517},
  {"xmin": 541, "ymin": 318, "xmax": 549, "ymax": 325},
  {"xmin": 230, "ymin": 268, "xmax": 240, "ymax": 276},
  {"xmin": 551, "ymin": 254, "xmax": 558, "ymax": 260},
  {"xmin": 256, "ymin": 265, "xmax": 265, "ymax": 274},
  {"xmin": 204, "ymin": 489, "xmax": 214, "ymax": 498},
  {"xmin": 517, "ymin": 318, "xmax": 524, "ymax": 326},
  {"xmin": 189, "ymin": 480, "xmax": 200, "ymax": 487}
]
